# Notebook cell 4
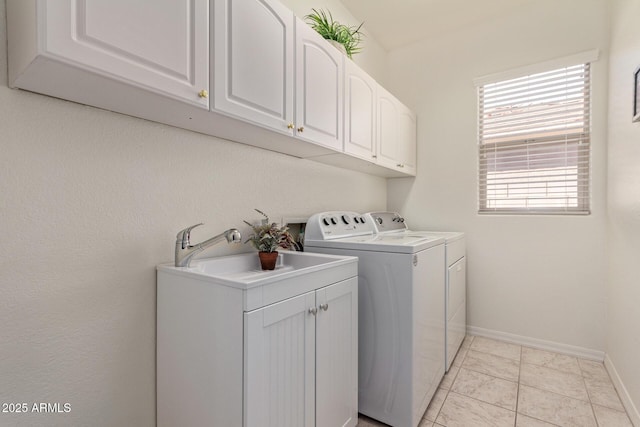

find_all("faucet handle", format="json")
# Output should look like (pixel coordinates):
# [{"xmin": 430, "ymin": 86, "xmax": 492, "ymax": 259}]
[{"xmin": 177, "ymin": 223, "xmax": 203, "ymax": 249}]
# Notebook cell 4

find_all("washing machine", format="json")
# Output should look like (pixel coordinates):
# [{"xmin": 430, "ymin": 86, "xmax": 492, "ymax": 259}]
[
  {"xmin": 304, "ymin": 211, "xmax": 445, "ymax": 427},
  {"xmin": 365, "ymin": 211, "xmax": 466, "ymax": 372}
]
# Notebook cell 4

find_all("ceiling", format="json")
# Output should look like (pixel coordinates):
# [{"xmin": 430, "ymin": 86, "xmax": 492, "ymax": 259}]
[{"xmin": 340, "ymin": 0, "xmax": 537, "ymax": 51}]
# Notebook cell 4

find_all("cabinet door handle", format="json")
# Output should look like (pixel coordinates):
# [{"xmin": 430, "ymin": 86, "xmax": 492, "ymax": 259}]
[
  {"xmin": 297, "ymin": 126, "xmax": 304, "ymax": 133},
  {"xmin": 319, "ymin": 303, "xmax": 329, "ymax": 312},
  {"xmin": 308, "ymin": 307, "xmax": 318, "ymax": 316},
  {"xmin": 198, "ymin": 89, "xmax": 208, "ymax": 99},
  {"xmin": 287, "ymin": 123, "xmax": 294, "ymax": 130}
]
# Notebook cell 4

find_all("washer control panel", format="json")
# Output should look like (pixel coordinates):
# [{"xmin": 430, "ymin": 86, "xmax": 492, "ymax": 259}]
[
  {"xmin": 365, "ymin": 211, "xmax": 409, "ymax": 233},
  {"xmin": 305, "ymin": 211, "xmax": 375, "ymax": 241}
]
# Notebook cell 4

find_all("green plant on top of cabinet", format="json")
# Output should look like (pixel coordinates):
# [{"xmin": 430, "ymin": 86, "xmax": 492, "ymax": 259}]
[{"xmin": 304, "ymin": 8, "xmax": 363, "ymax": 59}]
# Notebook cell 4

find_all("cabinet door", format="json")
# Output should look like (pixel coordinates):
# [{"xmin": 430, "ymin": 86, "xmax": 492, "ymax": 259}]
[
  {"xmin": 376, "ymin": 86, "xmax": 400, "ymax": 169},
  {"xmin": 377, "ymin": 86, "xmax": 417, "ymax": 175},
  {"xmin": 213, "ymin": 0, "xmax": 294, "ymax": 132},
  {"xmin": 315, "ymin": 278, "xmax": 358, "ymax": 427},
  {"xmin": 344, "ymin": 60, "xmax": 377, "ymax": 161},
  {"xmin": 244, "ymin": 291, "xmax": 316, "ymax": 427},
  {"xmin": 295, "ymin": 18, "xmax": 344, "ymax": 150},
  {"xmin": 42, "ymin": 0, "xmax": 209, "ymax": 107},
  {"xmin": 398, "ymin": 105, "xmax": 417, "ymax": 175}
]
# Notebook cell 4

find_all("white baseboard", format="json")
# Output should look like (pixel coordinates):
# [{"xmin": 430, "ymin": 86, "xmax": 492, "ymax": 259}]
[
  {"xmin": 605, "ymin": 354, "xmax": 640, "ymax": 427},
  {"xmin": 466, "ymin": 326, "xmax": 605, "ymax": 361}
]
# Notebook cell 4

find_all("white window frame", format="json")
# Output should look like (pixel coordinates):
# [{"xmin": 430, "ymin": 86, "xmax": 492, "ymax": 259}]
[{"xmin": 474, "ymin": 50, "xmax": 598, "ymax": 215}]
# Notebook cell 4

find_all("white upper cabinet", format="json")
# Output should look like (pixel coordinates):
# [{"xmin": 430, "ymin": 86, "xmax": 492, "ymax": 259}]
[
  {"xmin": 7, "ymin": 0, "xmax": 416, "ymax": 177},
  {"xmin": 344, "ymin": 59, "xmax": 377, "ymax": 161},
  {"xmin": 377, "ymin": 86, "xmax": 417, "ymax": 176},
  {"xmin": 377, "ymin": 86, "xmax": 400, "ymax": 169},
  {"xmin": 397, "ymin": 103, "xmax": 417, "ymax": 175},
  {"xmin": 12, "ymin": 0, "xmax": 210, "ymax": 107},
  {"xmin": 295, "ymin": 18, "xmax": 344, "ymax": 151},
  {"xmin": 213, "ymin": 0, "xmax": 294, "ymax": 133}
]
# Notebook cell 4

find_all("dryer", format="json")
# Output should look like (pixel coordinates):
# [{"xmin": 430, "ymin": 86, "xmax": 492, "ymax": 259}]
[
  {"xmin": 364, "ymin": 212, "xmax": 466, "ymax": 372},
  {"xmin": 305, "ymin": 211, "xmax": 445, "ymax": 427}
]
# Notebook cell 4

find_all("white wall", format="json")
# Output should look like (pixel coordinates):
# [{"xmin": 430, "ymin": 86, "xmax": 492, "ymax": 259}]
[
  {"xmin": 386, "ymin": 0, "xmax": 610, "ymax": 353},
  {"xmin": 606, "ymin": 0, "xmax": 640, "ymax": 422},
  {"xmin": 0, "ymin": 1, "xmax": 387, "ymax": 425}
]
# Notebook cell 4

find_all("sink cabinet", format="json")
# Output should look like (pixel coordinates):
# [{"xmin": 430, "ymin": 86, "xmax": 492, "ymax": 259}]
[
  {"xmin": 245, "ymin": 278, "xmax": 357, "ymax": 427},
  {"xmin": 157, "ymin": 252, "xmax": 358, "ymax": 427}
]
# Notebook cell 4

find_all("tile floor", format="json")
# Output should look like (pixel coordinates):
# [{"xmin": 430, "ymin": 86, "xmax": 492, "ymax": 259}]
[{"xmin": 358, "ymin": 335, "xmax": 633, "ymax": 427}]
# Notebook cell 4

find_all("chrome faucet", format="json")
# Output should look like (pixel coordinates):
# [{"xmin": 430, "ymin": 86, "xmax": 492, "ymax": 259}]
[{"xmin": 175, "ymin": 223, "xmax": 242, "ymax": 267}]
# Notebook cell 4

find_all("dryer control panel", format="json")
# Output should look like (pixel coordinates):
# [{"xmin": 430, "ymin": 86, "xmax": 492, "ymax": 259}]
[
  {"xmin": 305, "ymin": 211, "xmax": 375, "ymax": 241},
  {"xmin": 365, "ymin": 211, "xmax": 409, "ymax": 233}
]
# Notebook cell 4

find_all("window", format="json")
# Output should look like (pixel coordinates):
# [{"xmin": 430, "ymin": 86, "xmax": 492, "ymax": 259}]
[{"xmin": 476, "ymin": 54, "xmax": 595, "ymax": 214}]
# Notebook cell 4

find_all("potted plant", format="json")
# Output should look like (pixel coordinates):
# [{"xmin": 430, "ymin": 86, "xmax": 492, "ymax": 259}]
[
  {"xmin": 304, "ymin": 8, "xmax": 363, "ymax": 59},
  {"xmin": 243, "ymin": 209, "xmax": 296, "ymax": 270}
]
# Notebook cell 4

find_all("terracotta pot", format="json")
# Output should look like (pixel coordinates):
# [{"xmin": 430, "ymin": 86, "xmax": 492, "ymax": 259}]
[{"xmin": 258, "ymin": 251, "xmax": 279, "ymax": 270}]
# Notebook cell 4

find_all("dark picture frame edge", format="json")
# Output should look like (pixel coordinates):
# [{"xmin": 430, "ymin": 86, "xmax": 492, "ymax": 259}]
[{"xmin": 634, "ymin": 65, "xmax": 640, "ymax": 122}]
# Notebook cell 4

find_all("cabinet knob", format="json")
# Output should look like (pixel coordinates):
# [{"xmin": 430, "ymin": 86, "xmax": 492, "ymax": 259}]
[
  {"xmin": 287, "ymin": 123, "xmax": 294, "ymax": 130},
  {"xmin": 308, "ymin": 307, "xmax": 318, "ymax": 316},
  {"xmin": 297, "ymin": 126, "xmax": 304, "ymax": 133},
  {"xmin": 198, "ymin": 89, "xmax": 208, "ymax": 99},
  {"xmin": 372, "ymin": 155, "xmax": 377, "ymax": 159},
  {"xmin": 319, "ymin": 303, "xmax": 329, "ymax": 312},
  {"xmin": 397, "ymin": 164, "xmax": 404, "ymax": 168}
]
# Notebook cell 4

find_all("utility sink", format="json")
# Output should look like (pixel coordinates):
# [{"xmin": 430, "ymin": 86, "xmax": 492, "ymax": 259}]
[{"xmin": 157, "ymin": 251, "xmax": 357, "ymax": 291}]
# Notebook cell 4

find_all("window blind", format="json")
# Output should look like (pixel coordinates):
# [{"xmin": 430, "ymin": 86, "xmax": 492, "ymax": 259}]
[{"xmin": 478, "ymin": 63, "xmax": 591, "ymax": 214}]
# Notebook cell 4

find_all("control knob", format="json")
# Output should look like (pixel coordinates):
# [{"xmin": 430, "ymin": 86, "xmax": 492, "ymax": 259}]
[{"xmin": 341, "ymin": 215, "xmax": 351, "ymax": 224}]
